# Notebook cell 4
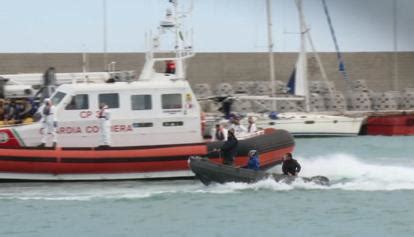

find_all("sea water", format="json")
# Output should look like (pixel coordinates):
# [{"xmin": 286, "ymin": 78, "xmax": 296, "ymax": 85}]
[{"xmin": 1, "ymin": 136, "xmax": 414, "ymax": 237}]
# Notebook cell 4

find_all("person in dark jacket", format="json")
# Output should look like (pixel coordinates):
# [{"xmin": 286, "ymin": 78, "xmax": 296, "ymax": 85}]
[
  {"xmin": 217, "ymin": 97, "xmax": 233, "ymax": 119},
  {"xmin": 247, "ymin": 150, "xmax": 260, "ymax": 170},
  {"xmin": 212, "ymin": 123, "xmax": 227, "ymax": 141},
  {"xmin": 3, "ymin": 99, "xmax": 16, "ymax": 125},
  {"xmin": 219, "ymin": 128, "xmax": 238, "ymax": 166},
  {"xmin": 282, "ymin": 153, "xmax": 301, "ymax": 176}
]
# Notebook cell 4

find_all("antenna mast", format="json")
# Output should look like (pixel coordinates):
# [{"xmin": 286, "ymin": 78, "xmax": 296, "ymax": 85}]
[
  {"xmin": 102, "ymin": 0, "xmax": 108, "ymax": 71},
  {"xmin": 266, "ymin": 0, "xmax": 277, "ymax": 111}
]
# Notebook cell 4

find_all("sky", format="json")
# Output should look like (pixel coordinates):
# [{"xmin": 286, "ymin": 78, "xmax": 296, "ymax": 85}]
[{"xmin": 0, "ymin": 0, "xmax": 412, "ymax": 52}]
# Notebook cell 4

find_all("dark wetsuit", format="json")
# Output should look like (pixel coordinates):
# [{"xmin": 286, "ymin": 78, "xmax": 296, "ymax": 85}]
[
  {"xmin": 220, "ymin": 136, "xmax": 238, "ymax": 166},
  {"xmin": 282, "ymin": 159, "xmax": 301, "ymax": 176}
]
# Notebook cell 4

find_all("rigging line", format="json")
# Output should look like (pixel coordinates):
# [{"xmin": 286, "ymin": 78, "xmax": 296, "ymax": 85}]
[
  {"xmin": 294, "ymin": 0, "xmax": 335, "ymax": 103},
  {"xmin": 321, "ymin": 0, "xmax": 349, "ymax": 81}
]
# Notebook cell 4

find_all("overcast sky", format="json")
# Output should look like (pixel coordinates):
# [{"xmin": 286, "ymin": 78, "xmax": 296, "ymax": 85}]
[{"xmin": 0, "ymin": 0, "xmax": 412, "ymax": 52}]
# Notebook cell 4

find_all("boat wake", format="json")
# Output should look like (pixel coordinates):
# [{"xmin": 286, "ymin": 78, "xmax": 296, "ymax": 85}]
[
  {"xmin": 1, "ymin": 153, "xmax": 413, "ymax": 201},
  {"xmin": 298, "ymin": 153, "xmax": 414, "ymax": 191},
  {"xmin": 0, "ymin": 181, "xmax": 204, "ymax": 201},
  {"xmin": 208, "ymin": 153, "xmax": 414, "ymax": 192}
]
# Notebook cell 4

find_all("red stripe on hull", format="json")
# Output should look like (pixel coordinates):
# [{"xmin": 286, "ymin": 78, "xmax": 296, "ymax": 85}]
[
  {"xmin": 2, "ymin": 145, "xmax": 207, "ymax": 158},
  {"xmin": 209, "ymin": 146, "xmax": 293, "ymax": 168},
  {"xmin": 0, "ymin": 145, "xmax": 293, "ymax": 175}
]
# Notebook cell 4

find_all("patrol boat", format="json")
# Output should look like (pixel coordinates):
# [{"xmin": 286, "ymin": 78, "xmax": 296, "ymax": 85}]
[{"xmin": 0, "ymin": 0, "xmax": 294, "ymax": 181}]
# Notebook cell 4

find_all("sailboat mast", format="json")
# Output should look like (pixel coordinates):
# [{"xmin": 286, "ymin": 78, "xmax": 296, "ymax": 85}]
[
  {"xmin": 266, "ymin": 0, "xmax": 277, "ymax": 110},
  {"xmin": 392, "ymin": 0, "xmax": 399, "ymax": 91},
  {"xmin": 172, "ymin": 0, "xmax": 183, "ymax": 78},
  {"xmin": 102, "ymin": 0, "xmax": 108, "ymax": 71}
]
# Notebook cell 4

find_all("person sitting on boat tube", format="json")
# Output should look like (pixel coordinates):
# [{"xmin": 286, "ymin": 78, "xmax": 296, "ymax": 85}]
[
  {"xmin": 97, "ymin": 103, "xmax": 111, "ymax": 148},
  {"xmin": 216, "ymin": 128, "xmax": 238, "ymax": 166},
  {"xmin": 39, "ymin": 98, "xmax": 58, "ymax": 148},
  {"xmin": 247, "ymin": 150, "xmax": 260, "ymax": 170},
  {"xmin": 282, "ymin": 153, "xmax": 301, "ymax": 176},
  {"xmin": 229, "ymin": 117, "xmax": 247, "ymax": 137},
  {"xmin": 247, "ymin": 116, "xmax": 257, "ymax": 133}
]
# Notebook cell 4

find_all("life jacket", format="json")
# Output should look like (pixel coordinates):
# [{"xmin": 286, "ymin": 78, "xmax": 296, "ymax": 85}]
[{"xmin": 166, "ymin": 61, "xmax": 176, "ymax": 73}]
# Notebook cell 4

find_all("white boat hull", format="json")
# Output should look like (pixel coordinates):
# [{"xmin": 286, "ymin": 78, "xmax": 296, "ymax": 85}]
[{"xmin": 254, "ymin": 112, "xmax": 365, "ymax": 137}]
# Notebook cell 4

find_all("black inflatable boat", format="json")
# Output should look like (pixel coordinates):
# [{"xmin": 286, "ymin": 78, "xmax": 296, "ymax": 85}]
[{"xmin": 188, "ymin": 156, "xmax": 329, "ymax": 186}]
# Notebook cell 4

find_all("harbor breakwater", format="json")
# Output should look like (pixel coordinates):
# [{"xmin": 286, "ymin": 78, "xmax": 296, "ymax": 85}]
[{"xmin": 0, "ymin": 52, "xmax": 413, "ymax": 93}]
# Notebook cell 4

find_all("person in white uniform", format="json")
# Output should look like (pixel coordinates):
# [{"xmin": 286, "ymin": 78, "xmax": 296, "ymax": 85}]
[
  {"xmin": 247, "ymin": 116, "xmax": 257, "ymax": 133},
  {"xmin": 229, "ymin": 118, "xmax": 247, "ymax": 137},
  {"xmin": 97, "ymin": 103, "xmax": 111, "ymax": 147},
  {"xmin": 40, "ymin": 98, "xmax": 57, "ymax": 148}
]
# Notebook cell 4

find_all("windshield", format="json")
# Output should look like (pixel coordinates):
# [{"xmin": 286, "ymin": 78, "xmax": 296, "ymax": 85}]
[{"xmin": 51, "ymin": 91, "xmax": 66, "ymax": 105}]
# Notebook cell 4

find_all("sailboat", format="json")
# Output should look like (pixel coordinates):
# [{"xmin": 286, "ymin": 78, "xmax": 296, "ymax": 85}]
[{"xmin": 240, "ymin": 0, "xmax": 365, "ymax": 137}]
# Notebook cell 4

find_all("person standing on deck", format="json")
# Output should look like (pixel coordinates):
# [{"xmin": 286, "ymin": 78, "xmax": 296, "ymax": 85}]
[
  {"xmin": 97, "ymin": 103, "xmax": 111, "ymax": 148},
  {"xmin": 212, "ymin": 123, "xmax": 228, "ymax": 141},
  {"xmin": 218, "ymin": 128, "xmax": 238, "ymax": 166},
  {"xmin": 39, "ymin": 98, "xmax": 57, "ymax": 148}
]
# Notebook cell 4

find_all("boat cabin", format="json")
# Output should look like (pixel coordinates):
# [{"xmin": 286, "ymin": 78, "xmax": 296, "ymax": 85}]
[{"xmin": 0, "ymin": 79, "xmax": 203, "ymax": 148}]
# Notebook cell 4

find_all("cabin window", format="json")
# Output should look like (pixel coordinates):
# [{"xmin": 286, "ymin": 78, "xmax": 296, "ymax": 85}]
[
  {"xmin": 131, "ymin": 95, "xmax": 152, "ymax": 110},
  {"xmin": 51, "ymin": 92, "xmax": 66, "ymax": 105},
  {"xmin": 132, "ymin": 122, "xmax": 153, "ymax": 128},
  {"xmin": 161, "ymin": 94, "xmax": 182, "ymax": 109},
  {"xmin": 99, "ymin": 93, "xmax": 119, "ymax": 108},
  {"xmin": 163, "ymin": 121, "xmax": 183, "ymax": 126},
  {"xmin": 65, "ymin": 94, "xmax": 89, "ymax": 110}
]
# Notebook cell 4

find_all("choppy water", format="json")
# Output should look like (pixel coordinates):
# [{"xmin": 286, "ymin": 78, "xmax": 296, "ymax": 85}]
[{"xmin": 1, "ymin": 136, "xmax": 414, "ymax": 237}]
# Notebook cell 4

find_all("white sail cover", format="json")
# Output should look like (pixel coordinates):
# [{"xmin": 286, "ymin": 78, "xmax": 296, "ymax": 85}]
[{"xmin": 294, "ymin": 49, "xmax": 307, "ymax": 98}]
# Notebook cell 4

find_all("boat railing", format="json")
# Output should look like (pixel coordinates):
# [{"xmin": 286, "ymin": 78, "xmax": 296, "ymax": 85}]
[{"xmin": 141, "ymin": 0, "xmax": 194, "ymax": 77}]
